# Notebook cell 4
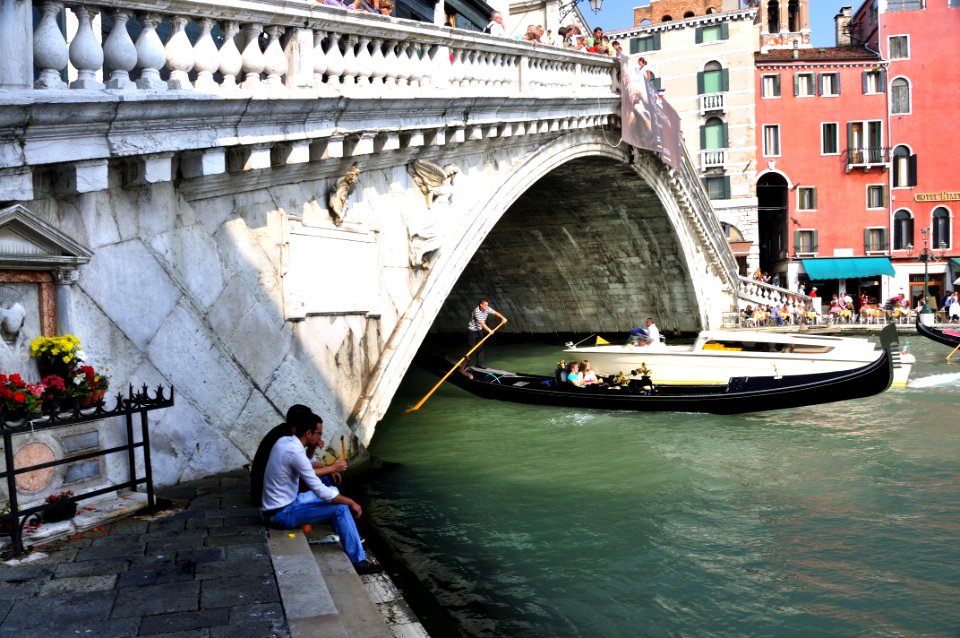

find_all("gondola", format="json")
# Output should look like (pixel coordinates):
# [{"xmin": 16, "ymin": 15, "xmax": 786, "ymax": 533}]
[
  {"xmin": 414, "ymin": 324, "xmax": 898, "ymax": 415},
  {"xmin": 915, "ymin": 317, "xmax": 960, "ymax": 348}
]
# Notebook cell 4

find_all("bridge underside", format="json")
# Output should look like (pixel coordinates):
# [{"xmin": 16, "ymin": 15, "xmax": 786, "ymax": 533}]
[{"xmin": 432, "ymin": 156, "xmax": 702, "ymax": 336}]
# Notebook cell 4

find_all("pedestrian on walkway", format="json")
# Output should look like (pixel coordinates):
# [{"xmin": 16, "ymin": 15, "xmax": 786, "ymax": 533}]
[{"xmin": 261, "ymin": 405, "xmax": 382, "ymax": 574}]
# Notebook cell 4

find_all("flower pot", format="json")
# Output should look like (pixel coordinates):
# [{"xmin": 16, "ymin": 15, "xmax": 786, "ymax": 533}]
[
  {"xmin": 43, "ymin": 501, "xmax": 77, "ymax": 523},
  {"xmin": 78, "ymin": 389, "xmax": 105, "ymax": 408}
]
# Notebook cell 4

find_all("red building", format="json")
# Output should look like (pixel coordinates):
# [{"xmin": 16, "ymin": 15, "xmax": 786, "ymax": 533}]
[
  {"xmin": 754, "ymin": 0, "xmax": 960, "ymax": 306},
  {"xmin": 754, "ymin": 44, "xmax": 888, "ymax": 302}
]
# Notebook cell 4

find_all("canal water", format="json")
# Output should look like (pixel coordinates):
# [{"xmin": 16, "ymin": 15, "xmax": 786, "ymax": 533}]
[{"xmin": 364, "ymin": 334, "xmax": 960, "ymax": 637}]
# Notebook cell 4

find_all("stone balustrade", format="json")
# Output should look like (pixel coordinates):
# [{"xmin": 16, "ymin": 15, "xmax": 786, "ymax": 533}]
[
  {"xmin": 738, "ymin": 276, "xmax": 811, "ymax": 310},
  {"xmin": 21, "ymin": 0, "xmax": 618, "ymax": 96}
]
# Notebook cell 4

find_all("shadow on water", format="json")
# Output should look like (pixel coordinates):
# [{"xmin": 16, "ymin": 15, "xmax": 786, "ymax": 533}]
[{"xmin": 361, "ymin": 335, "xmax": 960, "ymax": 637}]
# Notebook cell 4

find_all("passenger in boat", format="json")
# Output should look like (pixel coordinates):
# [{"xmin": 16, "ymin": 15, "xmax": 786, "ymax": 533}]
[
  {"xmin": 580, "ymin": 360, "xmax": 600, "ymax": 385},
  {"xmin": 463, "ymin": 298, "xmax": 508, "ymax": 373},
  {"xmin": 644, "ymin": 318, "xmax": 662, "ymax": 346},
  {"xmin": 566, "ymin": 361, "xmax": 585, "ymax": 387},
  {"xmin": 261, "ymin": 405, "xmax": 382, "ymax": 575}
]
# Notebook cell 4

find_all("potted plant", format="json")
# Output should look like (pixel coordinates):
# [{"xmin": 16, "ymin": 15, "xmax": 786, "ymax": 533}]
[
  {"xmin": 39, "ymin": 374, "xmax": 67, "ymax": 413},
  {"xmin": 29, "ymin": 335, "xmax": 83, "ymax": 380},
  {"xmin": 71, "ymin": 365, "xmax": 109, "ymax": 407},
  {"xmin": 0, "ymin": 373, "xmax": 42, "ymax": 421},
  {"xmin": 43, "ymin": 490, "xmax": 76, "ymax": 523}
]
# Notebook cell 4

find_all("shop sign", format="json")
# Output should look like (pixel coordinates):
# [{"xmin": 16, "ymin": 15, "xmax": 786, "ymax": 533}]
[{"xmin": 914, "ymin": 191, "xmax": 960, "ymax": 203}]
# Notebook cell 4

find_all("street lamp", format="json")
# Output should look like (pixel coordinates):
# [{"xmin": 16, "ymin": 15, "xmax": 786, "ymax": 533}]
[{"xmin": 559, "ymin": 0, "xmax": 603, "ymax": 21}]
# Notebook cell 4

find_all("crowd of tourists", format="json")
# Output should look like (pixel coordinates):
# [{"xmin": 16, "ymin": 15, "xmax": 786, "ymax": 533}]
[
  {"xmin": 484, "ymin": 13, "xmax": 622, "ymax": 56},
  {"xmin": 317, "ymin": 0, "xmax": 394, "ymax": 15}
]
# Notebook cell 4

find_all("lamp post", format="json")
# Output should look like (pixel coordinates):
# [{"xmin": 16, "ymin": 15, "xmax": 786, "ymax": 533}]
[{"xmin": 559, "ymin": 0, "xmax": 603, "ymax": 21}]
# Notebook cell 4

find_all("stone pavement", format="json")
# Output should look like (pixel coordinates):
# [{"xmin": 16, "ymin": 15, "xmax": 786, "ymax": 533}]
[{"xmin": 0, "ymin": 470, "xmax": 423, "ymax": 638}]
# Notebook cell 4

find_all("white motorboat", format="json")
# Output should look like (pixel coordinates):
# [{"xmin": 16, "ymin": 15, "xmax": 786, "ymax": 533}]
[{"xmin": 565, "ymin": 330, "xmax": 913, "ymax": 388}]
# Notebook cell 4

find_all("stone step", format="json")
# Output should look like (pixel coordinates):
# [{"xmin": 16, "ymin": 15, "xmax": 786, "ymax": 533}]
[{"xmin": 311, "ymin": 541, "xmax": 394, "ymax": 638}]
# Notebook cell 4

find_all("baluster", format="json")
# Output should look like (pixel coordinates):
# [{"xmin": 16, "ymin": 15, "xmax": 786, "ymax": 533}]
[
  {"xmin": 104, "ymin": 10, "xmax": 136, "ymax": 90},
  {"xmin": 135, "ymin": 13, "xmax": 166, "ymax": 89},
  {"xmin": 382, "ymin": 39, "xmax": 399, "ymax": 87},
  {"xmin": 218, "ymin": 21, "xmax": 242, "ymax": 90},
  {"xmin": 239, "ymin": 23, "xmax": 264, "ymax": 90},
  {"xmin": 354, "ymin": 35, "xmax": 373, "ymax": 87},
  {"xmin": 341, "ymin": 36, "xmax": 359, "ymax": 86},
  {"xmin": 193, "ymin": 18, "xmax": 220, "ymax": 91},
  {"xmin": 369, "ymin": 38, "xmax": 386, "ymax": 87},
  {"xmin": 33, "ymin": 0, "xmax": 68, "ymax": 89},
  {"xmin": 447, "ymin": 47, "xmax": 463, "ymax": 90},
  {"xmin": 69, "ymin": 5, "xmax": 104, "ymax": 89},
  {"xmin": 312, "ymin": 30, "xmax": 328, "ymax": 89},
  {"xmin": 417, "ymin": 43, "xmax": 433, "ymax": 89},
  {"xmin": 325, "ymin": 32, "xmax": 345, "ymax": 86},
  {"xmin": 165, "ymin": 16, "xmax": 194, "ymax": 89},
  {"xmin": 263, "ymin": 25, "xmax": 286, "ymax": 88}
]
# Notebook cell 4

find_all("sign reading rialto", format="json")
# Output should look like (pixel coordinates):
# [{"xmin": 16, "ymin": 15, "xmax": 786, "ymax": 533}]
[
  {"xmin": 619, "ymin": 55, "xmax": 682, "ymax": 170},
  {"xmin": 914, "ymin": 192, "xmax": 960, "ymax": 203}
]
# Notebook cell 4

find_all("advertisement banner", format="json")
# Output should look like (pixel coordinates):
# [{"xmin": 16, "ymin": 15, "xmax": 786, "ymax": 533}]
[{"xmin": 619, "ymin": 55, "xmax": 682, "ymax": 170}]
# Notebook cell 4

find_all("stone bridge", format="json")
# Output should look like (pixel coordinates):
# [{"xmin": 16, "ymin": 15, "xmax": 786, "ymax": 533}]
[{"xmin": 0, "ymin": 0, "xmax": 737, "ymax": 483}]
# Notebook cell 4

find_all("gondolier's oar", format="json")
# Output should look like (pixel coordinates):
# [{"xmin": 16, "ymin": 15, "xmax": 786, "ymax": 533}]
[
  {"xmin": 405, "ymin": 322, "xmax": 504, "ymax": 413},
  {"xmin": 947, "ymin": 343, "xmax": 960, "ymax": 361}
]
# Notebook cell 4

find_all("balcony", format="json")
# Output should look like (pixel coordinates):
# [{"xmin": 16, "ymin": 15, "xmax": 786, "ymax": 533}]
[
  {"xmin": 699, "ymin": 149, "xmax": 727, "ymax": 170},
  {"xmin": 699, "ymin": 93, "xmax": 725, "ymax": 115},
  {"xmin": 844, "ymin": 147, "xmax": 890, "ymax": 173}
]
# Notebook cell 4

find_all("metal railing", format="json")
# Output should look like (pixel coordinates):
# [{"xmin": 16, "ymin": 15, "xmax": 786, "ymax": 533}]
[
  {"xmin": 0, "ymin": 384, "xmax": 174, "ymax": 557},
  {"xmin": 844, "ymin": 147, "xmax": 890, "ymax": 168}
]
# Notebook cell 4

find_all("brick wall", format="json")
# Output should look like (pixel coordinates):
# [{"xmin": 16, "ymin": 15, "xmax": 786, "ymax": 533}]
[{"xmin": 633, "ymin": 0, "xmax": 726, "ymax": 27}]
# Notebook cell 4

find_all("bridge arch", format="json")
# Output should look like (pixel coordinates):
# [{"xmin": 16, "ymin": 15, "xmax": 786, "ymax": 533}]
[{"xmin": 353, "ymin": 130, "xmax": 731, "ymax": 443}]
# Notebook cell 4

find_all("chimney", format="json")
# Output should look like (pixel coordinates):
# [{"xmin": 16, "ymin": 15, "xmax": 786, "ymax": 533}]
[
  {"xmin": 792, "ymin": 40, "xmax": 799, "ymax": 59},
  {"xmin": 835, "ymin": 6, "xmax": 852, "ymax": 47}
]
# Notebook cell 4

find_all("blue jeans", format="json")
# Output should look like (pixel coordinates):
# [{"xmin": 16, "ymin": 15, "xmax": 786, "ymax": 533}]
[{"xmin": 269, "ymin": 492, "xmax": 366, "ymax": 564}]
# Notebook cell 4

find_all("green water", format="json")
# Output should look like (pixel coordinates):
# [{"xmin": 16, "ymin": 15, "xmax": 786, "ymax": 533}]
[{"xmin": 365, "ymin": 335, "xmax": 960, "ymax": 637}]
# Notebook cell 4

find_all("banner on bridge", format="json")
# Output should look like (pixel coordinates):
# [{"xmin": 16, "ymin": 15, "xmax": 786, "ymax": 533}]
[{"xmin": 619, "ymin": 55, "xmax": 681, "ymax": 170}]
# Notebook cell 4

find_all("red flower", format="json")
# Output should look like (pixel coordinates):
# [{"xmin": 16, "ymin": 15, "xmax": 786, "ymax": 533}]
[{"xmin": 12, "ymin": 393, "xmax": 24, "ymax": 403}]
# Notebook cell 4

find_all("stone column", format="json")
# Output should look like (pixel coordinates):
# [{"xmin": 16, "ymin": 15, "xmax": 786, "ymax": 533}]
[
  {"xmin": 53, "ymin": 268, "xmax": 79, "ymax": 335},
  {"xmin": 0, "ymin": 0, "xmax": 33, "ymax": 89}
]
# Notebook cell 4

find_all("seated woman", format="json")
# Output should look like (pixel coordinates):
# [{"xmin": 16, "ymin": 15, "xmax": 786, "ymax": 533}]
[
  {"xmin": 580, "ymin": 360, "xmax": 600, "ymax": 385},
  {"xmin": 566, "ymin": 361, "xmax": 585, "ymax": 388}
]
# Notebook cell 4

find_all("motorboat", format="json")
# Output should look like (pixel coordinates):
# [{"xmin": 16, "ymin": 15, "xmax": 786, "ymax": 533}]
[
  {"xmin": 413, "ymin": 324, "xmax": 897, "ymax": 414},
  {"xmin": 564, "ymin": 324, "xmax": 913, "ymax": 388}
]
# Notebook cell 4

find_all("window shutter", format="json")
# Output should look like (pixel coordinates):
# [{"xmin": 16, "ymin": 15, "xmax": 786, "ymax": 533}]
[
  {"xmin": 908, "ymin": 154, "xmax": 918, "ymax": 186},
  {"xmin": 721, "ymin": 68, "xmax": 729, "ymax": 92},
  {"xmin": 721, "ymin": 123, "xmax": 728, "ymax": 148},
  {"xmin": 774, "ymin": 74, "xmax": 780, "ymax": 95},
  {"xmin": 812, "ymin": 231, "xmax": 818, "ymax": 254},
  {"xmin": 879, "ymin": 70, "xmax": 887, "ymax": 92},
  {"xmin": 695, "ymin": 27, "xmax": 703, "ymax": 44},
  {"xmin": 881, "ymin": 228, "xmax": 889, "ymax": 251},
  {"xmin": 907, "ymin": 217, "xmax": 914, "ymax": 243},
  {"xmin": 794, "ymin": 74, "xmax": 801, "ymax": 96},
  {"xmin": 881, "ymin": 185, "xmax": 888, "ymax": 207},
  {"xmin": 630, "ymin": 38, "xmax": 640, "ymax": 54},
  {"xmin": 723, "ymin": 176, "xmax": 731, "ymax": 199},
  {"xmin": 864, "ymin": 228, "xmax": 871, "ymax": 252},
  {"xmin": 811, "ymin": 188, "xmax": 817, "ymax": 210},
  {"xmin": 861, "ymin": 71, "xmax": 868, "ymax": 93},
  {"xmin": 720, "ymin": 22, "xmax": 729, "ymax": 40},
  {"xmin": 817, "ymin": 73, "xmax": 824, "ymax": 96},
  {"xmin": 847, "ymin": 122, "xmax": 854, "ymax": 150},
  {"xmin": 699, "ymin": 125, "xmax": 707, "ymax": 149},
  {"xmin": 836, "ymin": 74, "xmax": 841, "ymax": 95},
  {"xmin": 697, "ymin": 71, "xmax": 705, "ymax": 94},
  {"xmin": 794, "ymin": 230, "xmax": 801, "ymax": 253},
  {"xmin": 653, "ymin": 33, "xmax": 661, "ymax": 50}
]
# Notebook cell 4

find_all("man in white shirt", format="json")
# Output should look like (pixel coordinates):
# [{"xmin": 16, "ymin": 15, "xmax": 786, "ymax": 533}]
[
  {"xmin": 644, "ymin": 317, "xmax": 662, "ymax": 347},
  {"xmin": 484, "ymin": 11, "xmax": 506, "ymax": 36},
  {"xmin": 261, "ymin": 405, "xmax": 382, "ymax": 574}
]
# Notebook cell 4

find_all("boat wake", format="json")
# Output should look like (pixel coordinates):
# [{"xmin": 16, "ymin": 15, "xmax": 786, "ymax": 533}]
[{"xmin": 908, "ymin": 372, "xmax": 960, "ymax": 388}]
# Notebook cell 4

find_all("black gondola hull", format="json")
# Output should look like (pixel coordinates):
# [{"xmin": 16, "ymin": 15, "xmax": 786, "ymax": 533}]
[{"xmin": 916, "ymin": 318, "xmax": 960, "ymax": 348}]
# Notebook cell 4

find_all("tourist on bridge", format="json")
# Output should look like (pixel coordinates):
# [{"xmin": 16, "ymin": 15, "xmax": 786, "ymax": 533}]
[
  {"xmin": 463, "ymin": 298, "xmax": 508, "ymax": 374},
  {"xmin": 261, "ymin": 405, "xmax": 382, "ymax": 574},
  {"xmin": 483, "ymin": 11, "xmax": 506, "ymax": 37}
]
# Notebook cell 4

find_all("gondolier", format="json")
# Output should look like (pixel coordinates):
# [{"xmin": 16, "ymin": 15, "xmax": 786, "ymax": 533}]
[{"xmin": 464, "ymin": 298, "xmax": 507, "ymax": 372}]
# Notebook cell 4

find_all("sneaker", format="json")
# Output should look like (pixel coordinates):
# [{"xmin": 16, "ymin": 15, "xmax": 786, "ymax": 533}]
[{"xmin": 353, "ymin": 559, "xmax": 384, "ymax": 575}]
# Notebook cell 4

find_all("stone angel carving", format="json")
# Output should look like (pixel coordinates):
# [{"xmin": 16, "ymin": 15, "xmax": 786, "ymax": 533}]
[
  {"xmin": 328, "ymin": 163, "xmax": 360, "ymax": 226},
  {"xmin": 408, "ymin": 160, "xmax": 460, "ymax": 209}
]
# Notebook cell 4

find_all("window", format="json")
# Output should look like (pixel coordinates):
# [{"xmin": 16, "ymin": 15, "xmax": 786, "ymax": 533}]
[
  {"xmin": 866, "ymin": 185, "xmax": 887, "ymax": 209},
  {"xmin": 696, "ymin": 23, "xmax": 729, "ymax": 43},
  {"xmin": 821, "ymin": 123, "xmax": 838, "ymax": 155},
  {"xmin": 701, "ymin": 117, "xmax": 727, "ymax": 149},
  {"xmin": 763, "ymin": 125, "xmax": 780, "ymax": 156},
  {"xmin": 862, "ymin": 70, "xmax": 886, "ymax": 94},
  {"xmin": 892, "ymin": 145, "xmax": 917, "ymax": 187},
  {"xmin": 762, "ymin": 74, "xmax": 781, "ymax": 98},
  {"xmin": 797, "ymin": 187, "xmax": 817, "ymax": 211},
  {"xmin": 891, "ymin": 78, "xmax": 911, "ymax": 114},
  {"xmin": 864, "ymin": 228, "xmax": 888, "ymax": 253},
  {"xmin": 630, "ymin": 33, "xmax": 661, "ymax": 53},
  {"xmin": 794, "ymin": 73, "xmax": 815, "ymax": 97},
  {"xmin": 893, "ymin": 210, "xmax": 914, "ymax": 250},
  {"xmin": 889, "ymin": 35, "xmax": 909, "ymax": 59},
  {"xmin": 702, "ymin": 176, "xmax": 731, "ymax": 200},
  {"xmin": 933, "ymin": 207, "xmax": 951, "ymax": 249},
  {"xmin": 698, "ymin": 61, "xmax": 728, "ymax": 94},
  {"xmin": 847, "ymin": 120, "xmax": 883, "ymax": 164},
  {"xmin": 767, "ymin": 1, "xmax": 780, "ymax": 34},
  {"xmin": 951, "ymin": 0, "xmax": 960, "ymax": 7},
  {"xmin": 887, "ymin": 0, "xmax": 924, "ymax": 10},
  {"xmin": 819, "ymin": 72, "xmax": 840, "ymax": 96},
  {"xmin": 795, "ymin": 229, "xmax": 818, "ymax": 255}
]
